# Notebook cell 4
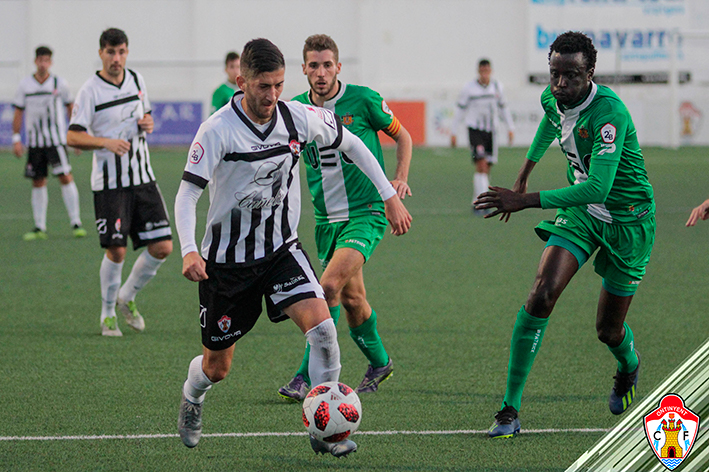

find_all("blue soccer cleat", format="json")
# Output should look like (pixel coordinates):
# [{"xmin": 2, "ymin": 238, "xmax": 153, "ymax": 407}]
[
  {"xmin": 609, "ymin": 351, "xmax": 640, "ymax": 415},
  {"xmin": 488, "ymin": 404, "xmax": 521, "ymax": 439}
]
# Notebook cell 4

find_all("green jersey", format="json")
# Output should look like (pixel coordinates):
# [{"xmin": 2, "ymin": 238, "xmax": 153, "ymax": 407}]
[
  {"xmin": 211, "ymin": 82, "xmax": 238, "ymax": 114},
  {"xmin": 527, "ymin": 83, "xmax": 654, "ymax": 225},
  {"xmin": 292, "ymin": 82, "xmax": 394, "ymax": 224}
]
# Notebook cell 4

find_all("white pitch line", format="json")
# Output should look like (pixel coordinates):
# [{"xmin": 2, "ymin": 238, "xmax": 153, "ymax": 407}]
[{"xmin": 0, "ymin": 428, "xmax": 611, "ymax": 442}]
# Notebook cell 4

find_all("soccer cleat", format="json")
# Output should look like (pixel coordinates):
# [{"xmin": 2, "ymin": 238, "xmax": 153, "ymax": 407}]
[
  {"xmin": 355, "ymin": 358, "xmax": 394, "ymax": 393},
  {"xmin": 309, "ymin": 434, "xmax": 357, "ymax": 458},
  {"xmin": 178, "ymin": 393, "xmax": 203, "ymax": 448},
  {"xmin": 72, "ymin": 225, "xmax": 87, "ymax": 238},
  {"xmin": 278, "ymin": 374, "xmax": 310, "ymax": 402},
  {"xmin": 609, "ymin": 351, "xmax": 641, "ymax": 415},
  {"xmin": 488, "ymin": 405, "xmax": 521, "ymax": 439},
  {"xmin": 116, "ymin": 298, "xmax": 145, "ymax": 332},
  {"xmin": 22, "ymin": 228, "xmax": 48, "ymax": 241},
  {"xmin": 101, "ymin": 316, "xmax": 123, "ymax": 337}
]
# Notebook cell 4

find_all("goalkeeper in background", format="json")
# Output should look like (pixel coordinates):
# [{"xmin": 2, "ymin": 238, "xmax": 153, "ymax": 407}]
[{"xmin": 475, "ymin": 31, "xmax": 654, "ymax": 438}]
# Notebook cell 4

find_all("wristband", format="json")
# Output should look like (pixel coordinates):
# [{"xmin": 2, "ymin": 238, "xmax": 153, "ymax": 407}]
[{"xmin": 12, "ymin": 133, "xmax": 21, "ymax": 144}]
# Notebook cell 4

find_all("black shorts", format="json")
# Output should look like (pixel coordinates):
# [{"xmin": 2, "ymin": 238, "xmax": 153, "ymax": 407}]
[
  {"xmin": 25, "ymin": 146, "xmax": 71, "ymax": 179},
  {"xmin": 93, "ymin": 182, "xmax": 172, "ymax": 249},
  {"xmin": 467, "ymin": 128, "xmax": 494, "ymax": 163},
  {"xmin": 198, "ymin": 241, "xmax": 325, "ymax": 351}
]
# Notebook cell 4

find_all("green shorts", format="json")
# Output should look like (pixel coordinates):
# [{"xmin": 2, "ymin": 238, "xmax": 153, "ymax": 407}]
[
  {"xmin": 314, "ymin": 214, "xmax": 388, "ymax": 269},
  {"xmin": 534, "ymin": 206, "xmax": 655, "ymax": 295}
]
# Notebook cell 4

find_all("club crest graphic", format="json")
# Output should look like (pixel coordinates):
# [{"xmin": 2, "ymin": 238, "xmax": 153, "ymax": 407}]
[
  {"xmin": 644, "ymin": 394, "xmax": 700, "ymax": 470},
  {"xmin": 217, "ymin": 315, "xmax": 231, "ymax": 333}
]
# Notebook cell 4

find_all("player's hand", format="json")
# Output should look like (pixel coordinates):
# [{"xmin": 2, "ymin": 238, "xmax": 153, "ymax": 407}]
[
  {"xmin": 474, "ymin": 186, "xmax": 536, "ymax": 219},
  {"xmin": 12, "ymin": 142, "xmax": 24, "ymax": 158},
  {"xmin": 498, "ymin": 178, "xmax": 529, "ymax": 222},
  {"xmin": 390, "ymin": 179, "xmax": 412, "ymax": 199},
  {"xmin": 103, "ymin": 138, "xmax": 131, "ymax": 155},
  {"xmin": 450, "ymin": 135, "xmax": 457, "ymax": 148},
  {"xmin": 686, "ymin": 198, "xmax": 709, "ymax": 227},
  {"xmin": 138, "ymin": 114, "xmax": 154, "ymax": 134},
  {"xmin": 182, "ymin": 251, "xmax": 208, "ymax": 282},
  {"xmin": 384, "ymin": 195, "xmax": 412, "ymax": 236}
]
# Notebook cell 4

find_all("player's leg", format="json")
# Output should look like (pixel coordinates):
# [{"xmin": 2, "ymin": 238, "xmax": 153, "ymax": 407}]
[
  {"xmin": 101, "ymin": 245, "xmax": 127, "ymax": 336},
  {"xmin": 490, "ymin": 241, "xmax": 585, "ymax": 438},
  {"xmin": 23, "ymin": 148, "xmax": 49, "ymax": 240},
  {"xmin": 52, "ymin": 146, "xmax": 84, "ymax": 236},
  {"xmin": 117, "ymin": 183, "xmax": 172, "ymax": 331},
  {"xmin": 469, "ymin": 129, "xmax": 491, "ymax": 213}
]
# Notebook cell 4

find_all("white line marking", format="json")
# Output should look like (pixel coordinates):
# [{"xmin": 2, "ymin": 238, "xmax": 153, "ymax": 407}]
[{"xmin": 0, "ymin": 428, "xmax": 611, "ymax": 441}]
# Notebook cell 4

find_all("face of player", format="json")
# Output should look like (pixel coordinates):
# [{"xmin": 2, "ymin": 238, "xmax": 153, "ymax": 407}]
[
  {"xmin": 549, "ymin": 51, "xmax": 594, "ymax": 107},
  {"xmin": 99, "ymin": 43, "xmax": 129, "ymax": 80},
  {"xmin": 478, "ymin": 64, "xmax": 491, "ymax": 85},
  {"xmin": 302, "ymin": 50, "xmax": 341, "ymax": 101},
  {"xmin": 225, "ymin": 58, "xmax": 240, "ymax": 84},
  {"xmin": 237, "ymin": 68, "xmax": 285, "ymax": 124},
  {"xmin": 34, "ymin": 55, "xmax": 52, "ymax": 78}
]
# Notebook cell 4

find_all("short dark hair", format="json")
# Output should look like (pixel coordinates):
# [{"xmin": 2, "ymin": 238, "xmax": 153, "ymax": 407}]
[
  {"xmin": 478, "ymin": 58, "xmax": 490, "ymax": 68},
  {"xmin": 100, "ymin": 28, "xmax": 129, "ymax": 49},
  {"xmin": 303, "ymin": 34, "xmax": 339, "ymax": 63},
  {"xmin": 225, "ymin": 51, "xmax": 240, "ymax": 66},
  {"xmin": 549, "ymin": 31, "xmax": 597, "ymax": 71},
  {"xmin": 35, "ymin": 46, "xmax": 52, "ymax": 58},
  {"xmin": 240, "ymin": 38, "xmax": 285, "ymax": 79}
]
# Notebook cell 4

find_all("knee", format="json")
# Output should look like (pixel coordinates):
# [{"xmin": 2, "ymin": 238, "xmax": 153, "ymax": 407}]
[
  {"xmin": 320, "ymin": 279, "xmax": 342, "ymax": 305},
  {"xmin": 149, "ymin": 240, "xmax": 173, "ymax": 260},
  {"xmin": 340, "ymin": 290, "xmax": 366, "ymax": 314},
  {"xmin": 597, "ymin": 325, "xmax": 623, "ymax": 346},
  {"xmin": 526, "ymin": 280, "xmax": 560, "ymax": 317},
  {"xmin": 202, "ymin": 359, "xmax": 230, "ymax": 383}
]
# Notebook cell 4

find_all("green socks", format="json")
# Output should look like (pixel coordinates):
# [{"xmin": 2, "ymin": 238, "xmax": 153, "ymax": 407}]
[
  {"xmin": 296, "ymin": 306, "xmax": 341, "ymax": 385},
  {"xmin": 502, "ymin": 307, "xmax": 549, "ymax": 411},
  {"xmin": 349, "ymin": 309, "xmax": 389, "ymax": 368},
  {"xmin": 607, "ymin": 322, "xmax": 639, "ymax": 373}
]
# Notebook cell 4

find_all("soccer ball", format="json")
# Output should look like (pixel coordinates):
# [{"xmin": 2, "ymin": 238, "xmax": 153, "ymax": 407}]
[{"xmin": 302, "ymin": 381, "xmax": 362, "ymax": 442}]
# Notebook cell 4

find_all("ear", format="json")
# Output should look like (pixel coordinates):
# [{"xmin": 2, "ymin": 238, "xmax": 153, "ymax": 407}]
[
  {"xmin": 302, "ymin": 63, "xmax": 307, "ymax": 75},
  {"xmin": 236, "ymin": 75, "xmax": 246, "ymax": 90},
  {"xmin": 587, "ymin": 67, "xmax": 595, "ymax": 81},
  {"xmin": 336, "ymin": 62, "xmax": 342, "ymax": 75}
]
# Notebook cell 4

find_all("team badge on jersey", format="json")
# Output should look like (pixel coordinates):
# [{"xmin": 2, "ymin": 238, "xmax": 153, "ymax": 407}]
[
  {"xmin": 342, "ymin": 113, "xmax": 354, "ymax": 126},
  {"xmin": 381, "ymin": 100, "xmax": 393, "ymax": 116},
  {"xmin": 289, "ymin": 139, "xmax": 301, "ymax": 157},
  {"xmin": 189, "ymin": 142, "xmax": 204, "ymax": 164},
  {"xmin": 644, "ymin": 394, "xmax": 700, "ymax": 470},
  {"xmin": 217, "ymin": 315, "xmax": 231, "ymax": 333},
  {"xmin": 578, "ymin": 126, "xmax": 589, "ymax": 139},
  {"xmin": 601, "ymin": 123, "xmax": 616, "ymax": 143}
]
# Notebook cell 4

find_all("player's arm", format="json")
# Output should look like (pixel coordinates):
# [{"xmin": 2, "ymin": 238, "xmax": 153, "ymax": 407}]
[
  {"xmin": 382, "ymin": 117, "xmax": 413, "ymax": 199},
  {"xmin": 138, "ymin": 112, "xmax": 153, "ymax": 134},
  {"xmin": 337, "ymin": 128, "xmax": 412, "ymax": 235},
  {"xmin": 12, "ymin": 107, "xmax": 24, "ymax": 158},
  {"xmin": 175, "ymin": 180, "xmax": 207, "ymax": 282},
  {"xmin": 686, "ymin": 198, "xmax": 709, "ymax": 226},
  {"xmin": 67, "ymin": 126, "xmax": 131, "ymax": 154},
  {"xmin": 450, "ymin": 90, "xmax": 467, "ymax": 148}
]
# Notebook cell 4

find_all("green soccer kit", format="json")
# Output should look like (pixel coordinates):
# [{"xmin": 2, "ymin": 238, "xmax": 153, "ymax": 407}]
[
  {"xmin": 211, "ymin": 82, "xmax": 238, "ymax": 114},
  {"xmin": 292, "ymin": 82, "xmax": 394, "ymax": 225}
]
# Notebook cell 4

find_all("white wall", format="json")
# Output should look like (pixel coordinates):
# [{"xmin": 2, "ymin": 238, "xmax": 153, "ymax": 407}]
[{"xmin": 2, "ymin": 0, "xmax": 708, "ymax": 145}]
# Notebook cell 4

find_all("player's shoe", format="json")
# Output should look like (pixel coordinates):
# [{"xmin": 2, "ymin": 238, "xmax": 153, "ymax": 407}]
[
  {"xmin": 355, "ymin": 358, "xmax": 394, "ymax": 393},
  {"xmin": 488, "ymin": 405, "xmax": 521, "ymax": 439},
  {"xmin": 178, "ymin": 393, "xmax": 203, "ymax": 448},
  {"xmin": 101, "ymin": 316, "xmax": 123, "ymax": 337},
  {"xmin": 309, "ymin": 434, "xmax": 357, "ymax": 458},
  {"xmin": 278, "ymin": 374, "xmax": 309, "ymax": 402},
  {"xmin": 116, "ymin": 298, "xmax": 145, "ymax": 332},
  {"xmin": 72, "ymin": 225, "xmax": 87, "ymax": 238},
  {"xmin": 609, "ymin": 351, "xmax": 641, "ymax": 415},
  {"xmin": 22, "ymin": 228, "xmax": 48, "ymax": 241}
]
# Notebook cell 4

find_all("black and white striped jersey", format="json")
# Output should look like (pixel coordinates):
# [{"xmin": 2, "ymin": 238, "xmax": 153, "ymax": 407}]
[
  {"xmin": 13, "ymin": 74, "xmax": 72, "ymax": 148},
  {"xmin": 69, "ymin": 69, "xmax": 154, "ymax": 191},
  {"xmin": 453, "ymin": 79, "xmax": 514, "ymax": 134},
  {"xmin": 180, "ymin": 92, "xmax": 395, "ymax": 265}
]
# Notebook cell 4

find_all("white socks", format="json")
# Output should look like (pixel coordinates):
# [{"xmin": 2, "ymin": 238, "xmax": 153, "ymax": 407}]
[
  {"xmin": 306, "ymin": 318, "xmax": 341, "ymax": 386},
  {"xmin": 61, "ymin": 181, "xmax": 82, "ymax": 227},
  {"xmin": 31, "ymin": 186, "xmax": 48, "ymax": 231},
  {"xmin": 118, "ymin": 251, "xmax": 166, "ymax": 303},
  {"xmin": 473, "ymin": 172, "xmax": 489, "ymax": 204},
  {"xmin": 100, "ymin": 254, "xmax": 124, "ymax": 322},
  {"xmin": 184, "ymin": 355, "xmax": 214, "ymax": 404}
]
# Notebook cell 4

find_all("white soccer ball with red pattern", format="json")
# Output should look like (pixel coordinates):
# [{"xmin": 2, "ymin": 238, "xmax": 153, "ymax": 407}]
[{"xmin": 302, "ymin": 381, "xmax": 362, "ymax": 442}]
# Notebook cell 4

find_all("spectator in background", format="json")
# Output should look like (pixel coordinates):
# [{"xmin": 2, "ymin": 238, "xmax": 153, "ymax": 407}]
[{"xmin": 210, "ymin": 51, "xmax": 240, "ymax": 114}]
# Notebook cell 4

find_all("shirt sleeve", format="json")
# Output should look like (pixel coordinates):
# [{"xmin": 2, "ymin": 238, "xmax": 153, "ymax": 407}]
[
  {"xmin": 525, "ymin": 114, "xmax": 557, "ymax": 162},
  {"xmin": 540, "ymin": 161, "xmax": 617, "ymax": 209},
  {"xmin": 58, "ymin": 77, "xmax": 73, "ymax": 105},
  {"xmin": 496, "ymin": 81, "xmax": 514, "ymax": 131},
  {"xmin": 174, "ymin": 180, "xmax": 204, "ymax": 257},
  {"xmin": 69, "ymin": 84, "xmax": 94, "ymax": 132},
  {"xmin": 12, "ymin": 83, "xmax": 25, "ymax": 109},
  {"xmin": 181, "ymin": 121, "xmax": 223, "ymax": 188},
  {"xmin": 135, "ymin": 71, "xmax": 151, "ymax": 114},
  {"xmin": 365, "ymin": 88, "xmax": 394, "ymax": 132},
  {"xmin": 336, "ymin": 127, "xmax": 396, "ymax": 201}
]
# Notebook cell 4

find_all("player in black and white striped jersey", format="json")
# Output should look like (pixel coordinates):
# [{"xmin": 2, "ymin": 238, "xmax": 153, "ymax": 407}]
[
  {"xmin": 174, "ymin": 38, "xmax": 411, "ymax": 456},
  {"xmin": 12, "ymin": 46, "xmax": 85, "ymax": 241},
  {"xmin": 67, "ymin": 28, "xmax": 172, "ymax": 337}
]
